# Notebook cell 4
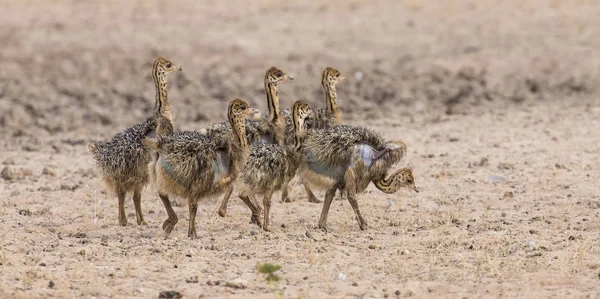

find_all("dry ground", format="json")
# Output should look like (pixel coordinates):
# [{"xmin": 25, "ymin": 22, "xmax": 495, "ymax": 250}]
[{"xmin": 1, "ymin": 0, "xmax": 600, "ymax": 298}]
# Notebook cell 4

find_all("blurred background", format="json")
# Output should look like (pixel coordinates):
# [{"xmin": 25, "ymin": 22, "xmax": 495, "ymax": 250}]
[{"xmin": 0, "ymin": 0, "xmax": 598, "ymax": 140}]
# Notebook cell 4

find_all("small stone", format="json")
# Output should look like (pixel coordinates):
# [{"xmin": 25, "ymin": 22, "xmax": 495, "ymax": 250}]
[
  {"xmin": 42, "ymin": 167, "xmax": 56, "ymax": 177},
  {"xmin": 158, "ymin": 291, "xmax": 182, "ymax": 299},
  {"xmin": 485, "ymin": 175, "xmax": 503, "ymax": 183},
  {"xmin": 305, "ymin": 231, "xmax": 316, "ymax": 240},
  {"xmin": 185, "ymin": 254, "xmax": 192, "ymax": 258},
  {"xmin": 100, "ymin": 236, "xmax": 108, "ymax": 246},
  {"xmin": 78, "ymin": 250, "xmax": 86, "ymax": 256},
  {"xmin": 368, "ymin": 244, "xmax": 377, "ymax": 249},
  {"xmin": 1, "ymin": 167, "xmax": 15, "ymax": 180},
  {"xmin": 223, "ymin": 278, "xmax": 247, "ymax": 289},
  {"xmin": 186, "ymin": 276, "xmax": 199, "ymax": 283},
  {"xmin": 18, "ymin": 209, "xmax": 32, "ymax": 216},
  {"xmin": 39, "ymin": 262, "xmax": 46, "ymax": 267},
  {"xmin": 48, "ymin": 280, "xmax": 54, "ymax": 288},
  {"xmin": 395, "ymin": 290, "xmax": 401, "ymax": 296},
  {"xmin": 303, "ymin": 276, "xmax": 309, "ymax": 280},
  {"xmin": 352, "ymin": 282, "xmax": 358, "ymax": 286},
  {"xmin": 478, "ymin": 157, "xmax": 489, "ymax": 166},
  {"xmin": 74, "ymin": 232, "xmax": 86, "ymax": 238}
]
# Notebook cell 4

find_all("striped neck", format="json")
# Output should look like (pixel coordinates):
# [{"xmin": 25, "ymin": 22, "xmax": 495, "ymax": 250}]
[
  {"xmin": 152, "ymin": 62, "xmax": 171, "ymax": 122},
  {"xmin": 373, "ymin": 175, "xmax": 398, "ymax": 194},
  {"xmin": 228, "ymin": 110, "xmax": 249, "ymax": 158},
  {"xmin": 265, "ymin": 80, "xmax": 280, "ymax": 124},
  {"xmin": 321, "ymin": 76, "xmax": 338, "ymax": 116}
]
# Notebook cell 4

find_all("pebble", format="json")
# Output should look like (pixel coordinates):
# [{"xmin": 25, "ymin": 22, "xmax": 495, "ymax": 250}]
[
  {"xmin": 158, "ymin": 291, "xmax": 182, "ymax": 299},
  {"xmin": 485, "ymin": 175, "xmax": 503, "ymax": 183}
]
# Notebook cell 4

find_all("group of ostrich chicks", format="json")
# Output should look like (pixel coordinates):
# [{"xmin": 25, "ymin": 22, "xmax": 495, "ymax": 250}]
[{"xmin": 88, "ymin": 57, "xmax": 419, "ymax": 239}]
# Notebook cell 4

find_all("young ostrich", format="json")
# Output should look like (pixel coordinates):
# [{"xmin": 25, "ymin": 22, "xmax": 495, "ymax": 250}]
[
  {"xmin": 282, "ymin": 67, "xmax": 345, "ymax": 203},
  {"xmin": 146, "ymin": 98, "xmax": 259, "ymax": 239},
  {"xmin": 88, "ymin": 57, "xmax": 181, "ymax": 226},
  {"xmin": 237, "ymin": 101, "xmax": 312, "ymax": 231},
  {"xmin": 216, "ymin": 67, "xmax": 293, "ymax": 218},
  {"xmin": 298, "ymin": 125, "xmax": 419, "ymax": 231}
]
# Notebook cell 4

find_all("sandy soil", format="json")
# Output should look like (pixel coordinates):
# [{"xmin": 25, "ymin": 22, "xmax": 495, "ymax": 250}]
[{"xmin": 1, "ymin": 0, "xmax": 600, "ymax": 298}]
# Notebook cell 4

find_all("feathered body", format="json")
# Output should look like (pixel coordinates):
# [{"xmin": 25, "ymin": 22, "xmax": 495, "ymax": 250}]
[
  {"xmin": 89, "ymin": 118, "xmax": 156, "ymax": 194},
  {"xmin": 237, "ymin": 142, "xmax": 298, "ymax": 196},
  {"xmin": 297, "ymin": 124, "xmax": 417, "ymax": 231},
  {"xmin": 235, "ymin": 101, "xmax": 311, "ymax": 231},
  {"xmin": 299, "ymin": 125, "xmax": 405, "ymax": 192},
  {"xmin": 88, "ymin": 57, "xmax": 181, "ymax": 226},
  {"xmin": 150, "ymin": 131, "xmax": 236, "ymax": 200},
  {"xmin": 202, "ymin": 117, "xmax": 275, "ymax": 145},
  {"xmin": 147, "ymin": 98, "xmax": 258, "ymax": 238},
  {"xmin": 281, "ymin": 67, "xmax": 345, "ymax": 203},
  {"xmin": 216, "ymin": 67, "xmax": 293, "ymax": 218}
]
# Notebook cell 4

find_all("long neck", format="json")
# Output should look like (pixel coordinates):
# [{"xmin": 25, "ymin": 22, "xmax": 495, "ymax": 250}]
[
  {"xmin": 229, "ymin": 114, "xmax": 249, "ymax": 158},
  {"xmin": 152, "ymin": 65, "xmax": 172, "ymax": 123},
  {"xmin": 322, "ymin": 80, "xmax": 338, "ymax": 120},
  {"xmin": 373, "ymin": 174, "xmax": 400, "ymax": 194},
  {"xmin": 292, "ymin": 111, "xmax": 305, "ymax": 152},
  {"xmin": 265, "ymin": 81, "xmax": 281, "ymax": 124},
  {"xmin": 265, "ymin": 80, "xmax": 284, "ymax": 144}
]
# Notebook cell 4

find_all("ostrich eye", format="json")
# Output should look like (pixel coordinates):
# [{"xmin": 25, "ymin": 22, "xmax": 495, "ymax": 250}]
[{"xmin": 166, "ymin": 63, "xmax": 172, "ymax": 68}]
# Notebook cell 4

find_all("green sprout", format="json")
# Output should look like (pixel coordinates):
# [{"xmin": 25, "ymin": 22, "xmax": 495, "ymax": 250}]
[{"xmin": 257, "ymin": 262, "xmax": 282, "ymax": 283}]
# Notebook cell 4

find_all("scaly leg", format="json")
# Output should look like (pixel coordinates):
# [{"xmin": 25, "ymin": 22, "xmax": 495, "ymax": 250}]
[
  {"xmin": 305, "ymin": 184, "xmax": 321, "ymax": 203},
  {"xmin": 117, "ymin": 190, "xmax": 127, "ymax": 226},
  {"xmin": 347, "ymin": 192, "xmax": 368, "ymax": 230},
  {"xmin": 160, "ymin": 193, "xmax": 178, "ymax": 236},
  {"xmin": 303, "ymin": 180, "xmax": 321, "ymax": 203},
  {"xmin": 263, "ymin": 191, "xmax": 274, "ymax": 232},
  {"xmin": 239, "ymin": 195, "xmax": 263, "ymax": 228},
  {"xmin": 281, "ymin": 182, "xmax": 291, "ymax": 203},
  {"xmin": 318, "ymin": 187, "xmax": 337, "ymax": 231},
  {"xmin": 187, "ymin": 199, "xmax": 198, "ymax": 239},
  {"xmin": 132, "ymin": 188, "xmax": 146, "ymax": 225},
  {"xmin": 217, "ymin": 185, "xmax": 234, "ymax": 217},
  {"xmin": 281, "ymin": 176, "xmax": 293, "ymax": 203}
]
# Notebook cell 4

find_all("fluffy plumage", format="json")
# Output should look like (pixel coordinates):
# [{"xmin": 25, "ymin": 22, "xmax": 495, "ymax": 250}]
[
  {"xmin": 281, "ymin": 67, "xmax": 345, "ymax": 203},
  {"xmin": 217, "ymin": 67, "xmax": 293, "ymax": 218},
  {"xmin": 235, "ymin": 101, "xmax": 311, "ymax": 231},
  {"xmin": 297, "ymin": 124, "xmax": 417, "ymax": 231},
  {"xmin": 88, "ymin": 57, "xmax": 181, "ymax": 226},
  {"xmin": 147, "ymin": 98, "xmax": 258, "ymax": 239}
]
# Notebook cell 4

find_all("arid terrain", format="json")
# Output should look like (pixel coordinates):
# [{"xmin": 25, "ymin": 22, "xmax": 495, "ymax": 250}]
[{"xmin": 1, "ymin": 0, "xmax": 600, "ymax": 298}]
